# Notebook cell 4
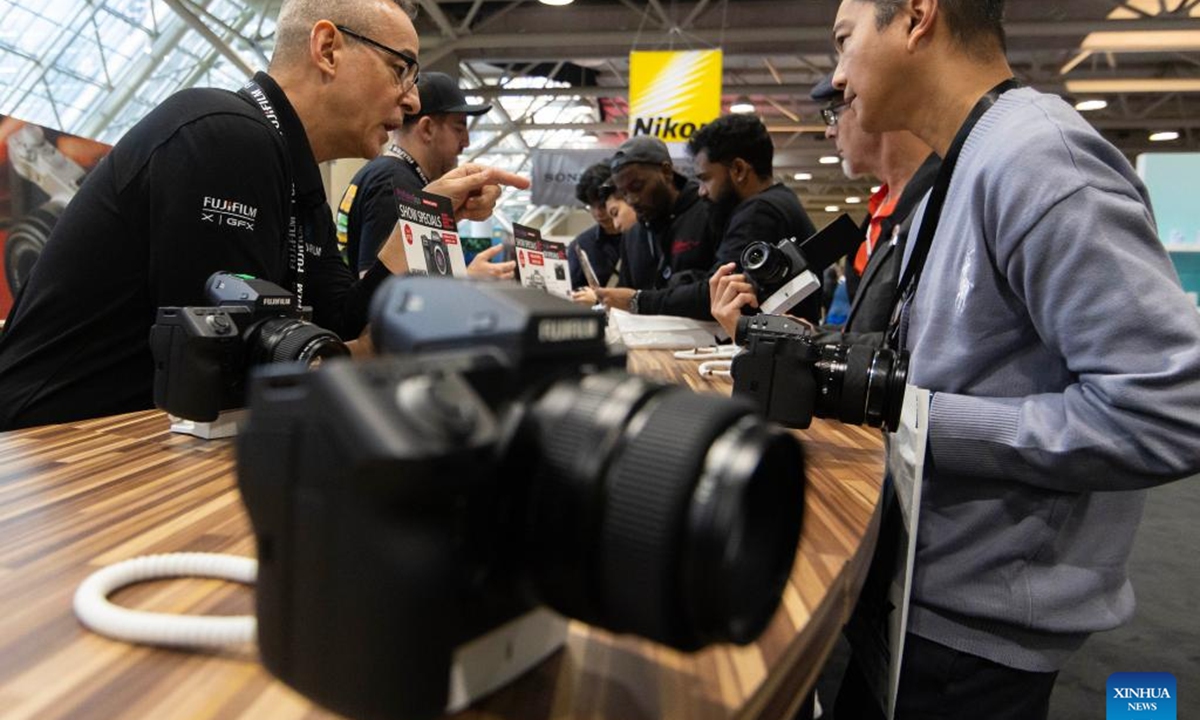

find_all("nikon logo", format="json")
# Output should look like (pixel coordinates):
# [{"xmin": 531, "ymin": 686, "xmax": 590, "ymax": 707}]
[
  {"xmin": 538, "ymin": 318, "xmax": 599, "ymax": 343},
  {"xmin": 632, "ymin": 117, "xmax": 707, "ymax": 141}
]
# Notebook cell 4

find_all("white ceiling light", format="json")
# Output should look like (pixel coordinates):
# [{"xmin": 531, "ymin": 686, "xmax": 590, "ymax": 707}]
[
  {"xmin": 794, "ymin": 172, "xmax": 813, "ymax": 181},
  {"xmin": 730, "ymin": 98, "xmax": 756, "ymax": 114},
  {"xmin": 845, "ymin": 196, "xmax": 861, "ymax": 204},
  {"xmin": 1066, "ymin": 78, "xmax": 1200, "ymax": 94},
  {"xmin": 870, "ymin": 185, "xmax": 882, "ymax": 193},
  {"xmin": 539, "ymin": 0, "xmax": 574, "ymax": 5},
  {"xmin": 819, "ymin": 156, "xmax": 840, "ymax": 165},
  {"xmin": 824, "ymin": 205, "xmax": 840, "ymax": 213},
  {"xmin": 1149, "ymin": 131, "xmax": 1180, "ymax": 142},
  {"xmin": 1075, "ymin": 99, "xmax": 1108, "ymax": 112}
]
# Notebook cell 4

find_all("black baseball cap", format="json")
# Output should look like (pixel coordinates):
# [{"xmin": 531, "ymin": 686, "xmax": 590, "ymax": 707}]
[
  {"xmin": 810, "ymin": 73, "xmax": 842, "ymax": 103},
  {"xmin": 609, "ymin": 135, "xmax": 672, "ymax": 173},
  {"xmin": 412, "ymin": 72, "xmax": 492, "ymax": 117}
]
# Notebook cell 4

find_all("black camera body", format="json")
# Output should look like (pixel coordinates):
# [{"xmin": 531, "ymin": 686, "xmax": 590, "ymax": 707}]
[
  {"xmin": 422, "ymin": 231, "xmax": 451, "ymax": 275},
  {"xmin": 731, "ymin": 314, "xmax": 909, "ymax": 431},
  {"xmin": 149, "ymin": 272, "xmax": 348, "ymax": 422},
  {"xmin": 237, "ymin": 277, "xmax": 807, "ymax": 720},
  {"xmin": 741, "ymin": 213, "xmax": 862, "ymax": 315}
]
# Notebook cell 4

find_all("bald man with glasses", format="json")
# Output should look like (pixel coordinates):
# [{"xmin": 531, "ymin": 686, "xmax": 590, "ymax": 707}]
[{"xmin": 0, "ymin": 0, "xmax": 528, "ymax": 430}]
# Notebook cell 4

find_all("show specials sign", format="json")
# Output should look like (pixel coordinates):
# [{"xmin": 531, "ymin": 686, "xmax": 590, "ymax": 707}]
[
  {"xmin": 393, "ymin": 188, "xmax": 467, "ymax": 276},
  {"xmin": 627, "ymin": 49, "xmax": 723, "ymax": 142},
  {"xmin": 513, "ymin": 223, "xmax": 571, "ymax": 300}
]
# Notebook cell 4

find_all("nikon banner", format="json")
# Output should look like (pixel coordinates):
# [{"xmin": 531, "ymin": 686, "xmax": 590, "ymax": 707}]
[{"xmin": 628, "ymin": 49, "xmax": 723, "ymax": 143}]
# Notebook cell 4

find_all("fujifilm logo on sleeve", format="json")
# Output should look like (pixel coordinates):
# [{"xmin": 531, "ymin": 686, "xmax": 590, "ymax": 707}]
[
  {"xmin": 537, "ymin": 318, "xmax": 599, "ymax": 343},
  {"xmin": 1107, "ymin": 673, "xmax": 1176, "ymax": 719}
]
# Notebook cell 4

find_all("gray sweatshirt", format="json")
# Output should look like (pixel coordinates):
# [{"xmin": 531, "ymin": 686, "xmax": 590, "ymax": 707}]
[{"xmin": 900, "ymin": 87, "xmax": 1200, "ymax": 672}]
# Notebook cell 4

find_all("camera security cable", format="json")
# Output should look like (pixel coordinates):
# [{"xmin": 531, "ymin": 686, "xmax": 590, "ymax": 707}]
[{"xmin": 73, "ymin": 553, "xmax": 257, "ymax": 648}]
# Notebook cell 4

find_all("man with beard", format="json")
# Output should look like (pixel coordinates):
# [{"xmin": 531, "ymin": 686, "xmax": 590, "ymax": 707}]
[{"xmin": 603, "ymin": 115, "xmax": 818, "ymax": 322}]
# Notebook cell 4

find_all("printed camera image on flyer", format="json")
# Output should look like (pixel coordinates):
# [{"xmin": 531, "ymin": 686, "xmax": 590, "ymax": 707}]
[
  {"xmin": 513, "ymin": 223, "xmax": 572, "ymax": 300},
  {"xmin": 393, "ymin": 188, "xmax": 466, "ymax": 277}
]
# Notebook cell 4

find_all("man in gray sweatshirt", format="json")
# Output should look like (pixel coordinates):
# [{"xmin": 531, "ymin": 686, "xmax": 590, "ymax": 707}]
[{"xmin": 829, "ymin": 1, "xmax": 1200, "ymax": 718}]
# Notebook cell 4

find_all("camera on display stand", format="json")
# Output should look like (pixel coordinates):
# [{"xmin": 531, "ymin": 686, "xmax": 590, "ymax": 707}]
[
  {"xmin": 731, "ymin": 314, "xmax": 910, "ymax": 431},
  {"xmin": 741, "ymin": 213, "xmax": 862, "ymax": 315},
  {"xmin": 149, "ymin": 271, "xmax": 349, "ymax": 437},
  {"xmin": 236, "ymin": 276, "xmax": 808, "ymax": 720}
]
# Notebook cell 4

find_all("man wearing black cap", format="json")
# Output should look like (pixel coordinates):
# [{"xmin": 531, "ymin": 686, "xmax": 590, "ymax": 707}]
[
  {"xmin": 337, "ymin": 71, "xmax": 513, "ymax": 277},
  {"xmin": 602, "ymin": 136, "xmax": 717, "ymax": 308}
]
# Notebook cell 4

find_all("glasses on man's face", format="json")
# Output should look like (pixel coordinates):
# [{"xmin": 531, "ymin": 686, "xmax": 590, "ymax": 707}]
[
  {"xmin": 821, "ymin": 103, "xmax": 847, "ymax": 127},
  {"xmin": 336, "ymin": 25, "xmax": 420, "ymax": 91}
]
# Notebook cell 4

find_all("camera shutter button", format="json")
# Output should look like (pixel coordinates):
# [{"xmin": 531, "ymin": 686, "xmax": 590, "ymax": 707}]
[
  {"xmin": 206, "ymin": 314, "xmax": 234, "ymax": 335},
  {"xmin": 396, "ymin": 374, "xmax": 478, "ymax": 440}
]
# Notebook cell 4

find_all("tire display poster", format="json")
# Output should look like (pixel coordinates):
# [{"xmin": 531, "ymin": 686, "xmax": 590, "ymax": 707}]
[
  {"xmin": 393, "ymin": 187, "xmax": 466, "ymax": 277},
  {"xmin": 513, "ymin": 223, "xmax": 571, "ymax": 300},
  {"xmin": 0, "ymin": 115, "xmax": 111, "ymax": 320}
]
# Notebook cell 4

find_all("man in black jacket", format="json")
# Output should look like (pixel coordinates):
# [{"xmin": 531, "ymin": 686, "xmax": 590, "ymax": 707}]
[
  {"xmin": 601, "ymin": 136, "xmax": 716, "ymax": 307},
  {"xmin": 603, "ymin": 119, "xmax": 818, "ymax": 321},
  {"xmin": 0, "ymin": 0, "xmax": 525, "ymax": 430}
]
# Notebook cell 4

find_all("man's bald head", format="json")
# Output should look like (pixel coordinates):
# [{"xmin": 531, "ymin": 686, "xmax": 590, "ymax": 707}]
[{"xmin": 270, "ymin": 0, "xmax": 417, "ymax": 70}]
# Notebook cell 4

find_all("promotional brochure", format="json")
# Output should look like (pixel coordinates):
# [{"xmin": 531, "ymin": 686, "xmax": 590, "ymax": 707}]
[
  {"xmin": 513, "ymin": 223, "xmax": 571, "ymax": 299},
  {"xmin": 394, "ymin": 188, "xmax": 466, "ymax": 276}
]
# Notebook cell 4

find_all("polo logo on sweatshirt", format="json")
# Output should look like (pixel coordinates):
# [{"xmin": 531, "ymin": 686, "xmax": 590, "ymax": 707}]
[
  {"xmin": 201, "ymin": 196, "xmax": 258, "ymax": 232},
  {"xmin": 1107, "ymin": 673, "xmax": 1176, "ymax": 719}
]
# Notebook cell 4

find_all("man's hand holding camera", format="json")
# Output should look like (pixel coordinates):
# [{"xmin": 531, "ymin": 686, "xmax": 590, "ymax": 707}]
[{"xmin": 709, "ymin": 262, "xmax": 760, "ymax": 339}]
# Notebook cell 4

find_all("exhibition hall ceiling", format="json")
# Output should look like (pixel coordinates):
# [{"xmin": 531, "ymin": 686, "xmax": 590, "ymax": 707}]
[{"xmin": 1, "ymin": 0, "xmax": 1197, "ymax": 220}]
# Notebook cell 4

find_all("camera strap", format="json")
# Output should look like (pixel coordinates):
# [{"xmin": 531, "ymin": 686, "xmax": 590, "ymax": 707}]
[
  {"xmin": 886, "ymin": 78, "xmax": 1021, "ymax": 350},
  {"xmin": 385, "ymin": 143, "xmax": 432, "ymax": 187},
  {"xmin": 239, "ymin": 79, "xmax": 306, "ymax": 310}
]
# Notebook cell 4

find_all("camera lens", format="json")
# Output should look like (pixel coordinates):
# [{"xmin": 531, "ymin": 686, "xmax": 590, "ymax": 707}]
[
  {"xmin": 432, "ymin": 244, "xmax": 449, "ymax": 275},
  {"xmin": 812, "ymin": 343, "xmax": 908, "ymax": 430},
  {"xmin": 741, "ymin": 241, "xmax": 790, "ymax": 288},
  {"xmin": 519, "ymin": 372, "xmax": 805, "ymax": 650},
  {"xmin": 251, "ymin": 318, "xmax": 351, "ymax": 368}
]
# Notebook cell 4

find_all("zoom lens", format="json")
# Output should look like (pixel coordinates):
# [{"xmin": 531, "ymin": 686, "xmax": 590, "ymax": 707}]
[
  {"xmin": 519, "ymin": 372, "xmax": 805, "ymax": 650},
  {"xmin": 812, "ymin": 343, "xmax": 908, "ymax": 431},
  {"xmin": 251, "ymin": 318, "xmax": 351, "ymax": 368}
]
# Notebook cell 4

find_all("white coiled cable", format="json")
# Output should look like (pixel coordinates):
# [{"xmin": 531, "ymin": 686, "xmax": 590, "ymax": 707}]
[{"xmin": 73, "ymin": 553, "xmax": 257, "ymax": 648}]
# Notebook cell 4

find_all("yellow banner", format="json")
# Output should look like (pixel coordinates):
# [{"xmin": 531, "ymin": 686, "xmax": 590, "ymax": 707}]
[{"xmin": 628, "ymin": 49, "xmax": 723, "ymax": 142}]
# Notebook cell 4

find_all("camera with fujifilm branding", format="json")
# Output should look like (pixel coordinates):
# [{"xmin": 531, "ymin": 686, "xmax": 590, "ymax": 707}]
[
  {"xmin": 731, "ymin": 314, "xmax": 909, "ymax": 431},
  {"xmin": 149, "ymin": 272, "xmax": 348, "ymax": 422},
  {"xmin": 422, "ymin": 231, "xmax": 452, "ymax": 275},
  {"xmin": 237, "ymin": 276, "xmax": 807, "ymax": 720},
  {"xmin": 741, "ymin": 213, "xmax": 861, "ymax": 315}
]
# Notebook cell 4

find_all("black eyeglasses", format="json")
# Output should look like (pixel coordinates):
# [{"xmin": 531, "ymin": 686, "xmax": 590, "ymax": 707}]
[
  {"xmin": 336, "ymin": 25, "xmax": 420, "ymax": 91},
  {"xmin": 821, "ymin": 102, "xmax": 847, "ymax": 127}
]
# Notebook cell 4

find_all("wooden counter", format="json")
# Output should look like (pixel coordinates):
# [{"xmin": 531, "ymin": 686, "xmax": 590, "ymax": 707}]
[{"xmin": 0, "ymin": 350, "xmax": 883, "ymax": 720}]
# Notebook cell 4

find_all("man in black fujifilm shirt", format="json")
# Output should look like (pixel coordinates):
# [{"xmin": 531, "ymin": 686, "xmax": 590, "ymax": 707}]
[
  {"xmin": 604, "ymin": 114, "xmax": 818, "ymax": 321},
  {"xmin": 0, "ymin": 0, "xmax": 525, "ymax": 431}
]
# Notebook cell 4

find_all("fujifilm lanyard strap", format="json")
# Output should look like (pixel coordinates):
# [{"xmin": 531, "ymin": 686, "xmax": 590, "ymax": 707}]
[
  {"xmin": 886, "ymin": 78, "xmax": 1021, "ymax": 351},
  {"xmin": 240, "ymin": 79, "xmax": 306, "ymax": 309},
  {"xmin": 385, "ymin": 143, "xmax": 431, "ymax": 187}
]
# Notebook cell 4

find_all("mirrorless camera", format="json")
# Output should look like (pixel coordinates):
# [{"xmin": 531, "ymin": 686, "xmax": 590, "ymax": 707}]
[
  {"xmin": 731, "ymin": 314, "xmax": 909, "ymax": 431},
  {"xmin": 237, "ymin": 276, "xmax": 807, "ymax": 720},
  {"xmin": 422, "ymin": 231, "xmax": 451, "ymax": 275},
  {"xmin": 741, "ymin": 213, "xmax": 861, "ymax": 315},
  {"xmin": 149, "ymin": 272, "xmax": 348, "ymax": 422}
]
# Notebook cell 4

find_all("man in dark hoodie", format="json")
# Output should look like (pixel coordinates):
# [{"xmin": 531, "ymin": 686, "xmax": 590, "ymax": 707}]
[{"xmin": 598, "ymin": 136, "xmax": 716, "ymax": 312}]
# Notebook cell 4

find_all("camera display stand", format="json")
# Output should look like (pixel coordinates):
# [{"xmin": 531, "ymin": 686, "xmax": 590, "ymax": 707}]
[
  {"xmin": 761, "ymin": 270, "xmax": 821, "ymax": 316},
  {"xmin": 168, "ymin": 409, "xmax": 248, "ymax": 440},
  {"xmin": 445, "ymin": 608, "xmax": 569, "ymax": 713}
]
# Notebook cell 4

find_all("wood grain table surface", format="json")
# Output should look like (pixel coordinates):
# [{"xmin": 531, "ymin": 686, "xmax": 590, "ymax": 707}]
[{"xmin": 0, "ymin": 349, "xmax": 883, "ymax": 720}]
